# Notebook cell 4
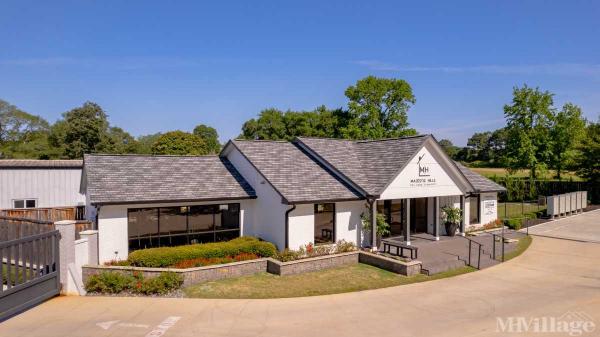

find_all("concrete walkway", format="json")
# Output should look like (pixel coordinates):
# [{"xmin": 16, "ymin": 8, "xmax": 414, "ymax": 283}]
[{"xmin": 2, "ymin": 211, "xmax": 600, "ymax": 337}]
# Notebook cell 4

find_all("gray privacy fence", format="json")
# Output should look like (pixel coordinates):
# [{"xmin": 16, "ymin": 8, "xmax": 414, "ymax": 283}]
[
  {"xmin": 0, "ymin": 230, "xmax": 61, "ymax": 321},
  {"xmin": 546, "ymin": 191, "xmax": 587, "ymax": 219}
]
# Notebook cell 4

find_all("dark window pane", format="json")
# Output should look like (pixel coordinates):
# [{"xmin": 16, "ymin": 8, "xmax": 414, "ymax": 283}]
[
  {"xmin": 128, "ymin": 208, "xmax": 159, "ymax": 243},
  {"xmin": 190, "ymin": 232, "xmax": 215, "ymax": 244},
  {"xmin": 159, "ymin": 207, "xmax": 187, "ymax": 236},
  {"xmin": 470, "ymin": 195, "xmax": 480, "ymax": 224},
  {"xmin": 314, "ymin": 203, "xmax": 335, "ymax": 244},
  {"xmin": 189, "ymin": 205, "xmax": 215, "ymax": 232},
  {"xmin": 13, "ymin": 200, "xmax": 25, "ymax": 209},
  {"xmin": 215, "ymin": 230, "xmax": 240, "ymax": 242},
  {"xmin": 217, "ymin": 203, "xmax": 240, "ymax": 230},
  {"xmin": 25, "ymin": 199, "xmax": 36, "ymax": 208},
  {"xmin": 159, "ymin": 232, "xmax": 189, "ymax": 247}
]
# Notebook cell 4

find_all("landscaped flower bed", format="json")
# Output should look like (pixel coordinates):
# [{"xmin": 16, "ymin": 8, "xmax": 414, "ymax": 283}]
[
  {"xmin": 171, "ymin": 252, "xmax": 260, "ymax": 268},
  {"xmin": 273, "ymin": 240, "xmax": 356, "ymax": 262},
  {"xmin": 105, "ymin": 236, "xmax": 276, "ymax": 268}
]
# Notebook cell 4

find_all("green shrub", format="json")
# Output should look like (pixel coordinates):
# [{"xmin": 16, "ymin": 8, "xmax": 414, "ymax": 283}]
[
  {"xmin": 504, "ymin": 218, "xmax": 522, "ymax": 230},
  {"xmin": 138, "ymin": 272, "xmax": 183, "ymax": 295},
  {"xmin": 127, "ymin": 236, "xmax": 276, "ymax": 268},
  {"xmin": 85, "ymin": 271, "xmax": 183, "ymax": 295},
  {"xmin": 85, "ymin": 272, "xmax": 135, "ymax": 294},
  {"xmin": 334, "ymin": 240, "xmax": 356, "ymax": 253},
  {"xmin": 273, "ymin": 249, "xmax": 303, "ymax": 262}
]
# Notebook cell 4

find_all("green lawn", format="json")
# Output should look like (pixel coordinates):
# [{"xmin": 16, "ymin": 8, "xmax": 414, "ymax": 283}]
[
  {"xmin": 497, "ymin": 202, "xmax": 546, "ymax": 219},
  {"xmin": 470, "ymin": 167, "xmax": 582, "ymax": 181},
  {"xmin": 183, "ymin": 263, "xmax": 476, "ymax": 299},
  {"xmin": 1, "ymin": 264, "xmax": 32, "ymax": 285},
  {"xmin": 504, "ymin": 235, "xmax": 533, "ymax": 261}
]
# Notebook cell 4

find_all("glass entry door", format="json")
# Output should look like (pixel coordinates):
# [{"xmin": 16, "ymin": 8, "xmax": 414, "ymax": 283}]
[{"xmin": 410, "ymin": 198, "xmax": 428, "ymax": 233}]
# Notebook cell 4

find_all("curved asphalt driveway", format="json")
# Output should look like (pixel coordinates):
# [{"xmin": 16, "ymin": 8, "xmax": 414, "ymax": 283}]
[{"xmin": 2, "ymin": 210, "xmax": 600, "ymax": 337}]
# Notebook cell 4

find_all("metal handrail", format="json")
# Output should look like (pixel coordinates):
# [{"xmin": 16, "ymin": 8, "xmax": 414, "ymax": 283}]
[
  {"xmin": 490, "ymin": 231, "xmax": 505, "ymax": 262},
  {"xmin": 459, "ymin": 235, "xmax": 483, "ymax": 269}
]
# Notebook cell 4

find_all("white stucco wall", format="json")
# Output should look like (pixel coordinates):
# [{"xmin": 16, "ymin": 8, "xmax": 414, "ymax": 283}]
[
  {"xmin": 97, "ymin": 199, "xmax": 253, "ymax": 263},
  {"xmin": 380, "ymin": 145, "xmax": 463, "ymax": 200},
  {"xmin": 224, "ymin": 146, "xmax": 288, "ymax": 249},
  {"xmin": 97, "ymin": 204, "xmax": 129, "ymax": 263},
  {"xmin": 287, "ymin": 200, "xmax": 366, "ymax": 250},
  {"xmin": 0, "ymin": 168, "xmax": 85, "ymax": 209},
  {"xmin": 335, "ymin": 200, "xmax": 365, "ymax": 246},
  {"xmin": 287, "ymin": 204, "xmax": 314, "ymax": 250}
]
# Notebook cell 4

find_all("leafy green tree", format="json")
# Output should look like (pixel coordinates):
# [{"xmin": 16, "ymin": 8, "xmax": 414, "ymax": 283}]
[
  {"xmin": 576, "ymin": 121, "xmax": 600, "ymax": 185},
  {"xmin": 151, "ymin": 131, "xmax": 208, "ymax": 155},
  {"xmin": 240, "ymin": 108, "xmax": 287, "ymax": 140},
  {"xmin": 193, "ymin": 124, "xmax": 221, "ymax": 154},
  {"xmin": 438, "ymin": 139, "xmax": 459, "ymax": 159},
  {"xmin": 549, "ymin": 103, "xmax": 586, "ymax": 179},
  {"xmin": 240, "ymin": 106, "xmax": 348, "ymax": 141},
  {"xmin": 487, "ymin": 127, "xmax": 509, "ymax": 166},
  {"xmin": 136, "ymin": 133, "xmax": 162, "ymax": 154},
  {"xmin": 342, "ymin": 76, "xmax": 417, "ymax": 139},
  {"xmin": 107, "ymin": 126, "xmax": 139, "ymax": 154},
  {"xmin": 503, "ymin": 85, "xmax": 554, "ymax": 179},
  {"xmin": 0, "ymin": 99, "xmax": 55, "ymax": 159},
  {"xmin": 50, "ymin": 102, "xmax": 112, "ymax": 159},
  {"xmin": 466, "ymin": 131, "xmax": 492, "ymax": 162}
]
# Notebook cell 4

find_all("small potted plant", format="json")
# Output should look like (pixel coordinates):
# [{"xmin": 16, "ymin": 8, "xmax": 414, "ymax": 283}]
[
  {"xmin": 361, "ymin": 210, "xmax": 391, "ymax": 247},
  {"xmin": 441, "ymin": 206, "xmax": 462, "ymax": 237}
]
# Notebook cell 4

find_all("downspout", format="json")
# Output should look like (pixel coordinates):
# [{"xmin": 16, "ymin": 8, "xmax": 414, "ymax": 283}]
[
  {"xmin": 94, "ymin": 205, "xmax": 101, "ymax": 231},
  {"xmin": 284, "ymin": 204, "xmax": 296, "ymax": 250}
]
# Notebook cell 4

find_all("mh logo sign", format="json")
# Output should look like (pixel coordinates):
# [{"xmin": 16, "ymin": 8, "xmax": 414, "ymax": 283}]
[{"xmin": 417, "ymin": 153, "xmax": 430, "ymax": 177}]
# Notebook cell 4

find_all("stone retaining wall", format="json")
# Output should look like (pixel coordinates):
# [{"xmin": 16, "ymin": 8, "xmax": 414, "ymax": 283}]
[
  {"xmin": 266, "ymin": 252, "xmax": 359, "ymax": 276},
  {"xmin": 358, "ymin": 251, "xmax": 422, "ymax": 276},
  {"xmin": 82, "ymin": 251, "xmax": 422, "ymax": 288},
  {"xmin": 82, "ymin": 259, "xmax": 268, "ymax": 287}
]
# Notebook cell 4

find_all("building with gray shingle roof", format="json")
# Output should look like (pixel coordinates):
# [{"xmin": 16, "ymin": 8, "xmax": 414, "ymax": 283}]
[
  {"xmin": 297, "ymin": 135, "xmax": 431, "ymax": 196},
  {"xmin": 82, "ymin": 154, "xmax": 256, "ymax": 205},
  {"xmin": 454, "ymin": 162, "xmax": 506, "ymax": 193},
  {"xmin": 227, "ymin": 140, "xmax": 362, "ymax": 204},
  {"xmin": 77, "ymin": 134, "xmax": 507, "ymax": 261}
]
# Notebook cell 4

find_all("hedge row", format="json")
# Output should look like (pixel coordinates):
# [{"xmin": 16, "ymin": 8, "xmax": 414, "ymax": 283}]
[
  {"xmin": 85, "ymin": 271, "xmax": 183, "ymax": 295},
  {"xmin": 127, "ymin": 236, "xmax": 277, "ymax": 268}
]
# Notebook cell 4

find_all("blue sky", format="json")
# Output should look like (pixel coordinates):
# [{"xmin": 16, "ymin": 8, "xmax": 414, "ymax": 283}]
[{"xmin": 1, "ymin": 1, "xmax": 599, "ymax": 145}]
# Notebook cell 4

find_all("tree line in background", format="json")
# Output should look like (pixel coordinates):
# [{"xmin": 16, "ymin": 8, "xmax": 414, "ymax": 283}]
[
  {"xmin": 0, "ymin": 75, "xmax": 418, "ymax": 159},
  {"xmin": 239, "ymin": 76, "xmax": 417, "ymax": 140},
  {"xmin": 0, "ymin": 77, "xmax": 597, "ymax": 192},
  {"xmin": 439, "ymin": 85, "xmax": 598, "ymax": 184},
  {"xmin": 0, "ymin": 100, "xmax": 221, "ymax": 158}
]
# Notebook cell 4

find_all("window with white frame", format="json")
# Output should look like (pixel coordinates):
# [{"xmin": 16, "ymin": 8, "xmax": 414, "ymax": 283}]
[{"xmin": 13, "ymin": 199, "xmax": 37, "ymax": 209}]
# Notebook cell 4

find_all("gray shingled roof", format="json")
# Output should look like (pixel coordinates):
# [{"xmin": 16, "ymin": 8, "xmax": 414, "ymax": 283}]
[
  {"xmin": 0, "ymin": 159, "xmax": 82, "ymax": 169},
  {"xmin": 297, "ymin": 135, "xmax": 429, "ymax": 196},
  {"xmin": 454, "ymin": 162, "xmax": 507, "ymax": 193},
  {"xmin": 230, "ymin": 140, "xmax": 363, "ymax": 204},
  {"xmin": 84, "ymin": 154, "xmax": 255, "ymax": 205}
]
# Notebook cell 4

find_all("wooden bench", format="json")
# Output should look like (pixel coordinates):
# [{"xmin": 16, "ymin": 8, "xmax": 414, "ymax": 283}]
[{"xmin": 382, "ymin": 240, "xmax": 418, "ymax": 260}]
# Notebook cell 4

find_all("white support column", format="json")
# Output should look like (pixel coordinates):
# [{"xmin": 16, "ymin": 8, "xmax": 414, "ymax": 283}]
[
  {"xmin": 459, "ymin": 195, "xmax": 466, "ymax": 236},
  {"xmin": 434, "ymin": 196, "xmax": 440, "ymax": 241},
  {"xmin": 404, "ymin": 199, "xmax": 411, "ymax": 245},
  {"xmin": 55, "ymin": 220, "xmax": 76, "ymax": 295},
  {"xmin": 371, "ymin": 199, "xmax": 378, "ymax": 251},
  {"xmin": 79, "ymin": 230, "xmax": 99, "ymax": 265}
]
